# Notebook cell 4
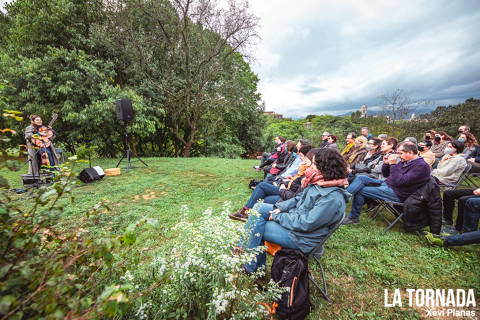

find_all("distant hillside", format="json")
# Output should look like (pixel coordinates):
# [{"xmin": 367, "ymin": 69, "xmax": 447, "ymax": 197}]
[{"xmin": 338, "ymin": 106, "xmax": 436, "ymax": 118}]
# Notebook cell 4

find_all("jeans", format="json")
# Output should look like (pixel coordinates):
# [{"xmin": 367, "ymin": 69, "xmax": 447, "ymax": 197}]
[
  {"xmin": 462, "ymin": 197, "xmax": 480, "ymax": 233},
  {"xmin": 259, "ymin": 152, "xmax": 273, "ymax": 168},
  {"xmin": 245, "ymin": 182, "xmax": 280, "ymax": 209},
  {"xmin": 346, "ymin": 175, "xmax": 382, "ymax": 195},
  {"xmin": 348, "ymin": 177, "xmax": 400, "ymax": 219},
  {"xmin": 442, "ymin": 188, "xmax": 476, "ymax": 230},
  {"xmin": 239, "ymin": 203, "xmax": 298, "ymax": 273},
  {"xmin": 40, "ymin": 147, "xmax": 55, "ymax": 167},
  {"xmin": 444, "ymin": 230, "xmax": 480, "ymax": 246}
]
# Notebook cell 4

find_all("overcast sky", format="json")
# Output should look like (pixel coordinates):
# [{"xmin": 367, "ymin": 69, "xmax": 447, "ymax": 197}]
[
  {"xmin": 250, "ymin": 0, "xmax": 480, "ymax": 117},
  {"xmin": 2, "ymin": 0, "xmax": 479, "ymax": 118}
]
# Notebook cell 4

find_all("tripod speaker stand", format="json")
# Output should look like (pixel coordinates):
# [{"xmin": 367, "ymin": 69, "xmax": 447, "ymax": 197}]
[{"xmin": 115, "ymin": 99, "xmax": 148, "ymax": 172}]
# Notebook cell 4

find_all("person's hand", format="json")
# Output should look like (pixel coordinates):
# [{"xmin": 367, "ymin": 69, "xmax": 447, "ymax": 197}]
[
  {"xmin": 347, "ymin": 167, "xmax": 352, "ymax": 173},
  {"xmin": 279, "ymin": 184, "xmax": 286, "ymax": 190},
  {"xmin": 468, "ymin": 158, "xmax": 475, "ymax": 163},
  {"xmin": 268, "ymin": 213, "xmax": 273, "ymax": 221},
  {"xmin": 474, "ymin": 188, "xmax": 480, "ymax": 195},
  {"xmin": 270, "ymin": 208, "xmax": 281, "ymax": 215},
  {"xmin": 272, "ymin": 163, "xmax": 276, "ymax": 168},
  {"xmin": 286, "ymin": 175, "xmax": 293, "ymax": 180},
  {"xmin": 387, "ymin": 154, "xmax": 397, "ymax": 165},
  {"xmin": 442, "ymin": 154, "xmax": 452, "ymax": 162}
]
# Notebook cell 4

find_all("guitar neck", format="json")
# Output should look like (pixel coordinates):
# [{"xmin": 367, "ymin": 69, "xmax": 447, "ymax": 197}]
[{"xmin": 48, "ymin": 114, "xmax": 58, "ymax": 127}]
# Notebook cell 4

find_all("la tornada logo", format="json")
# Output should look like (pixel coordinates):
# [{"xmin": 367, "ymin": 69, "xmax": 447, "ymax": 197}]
[{"xmin": 384, "ymin": 288, "xmax": 476, "ymax": 318}]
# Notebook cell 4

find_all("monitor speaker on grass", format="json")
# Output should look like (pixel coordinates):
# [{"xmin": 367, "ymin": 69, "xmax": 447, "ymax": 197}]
[{"xmin": 78, "ymin": 167, "xmax": 105, "ymax": 183}]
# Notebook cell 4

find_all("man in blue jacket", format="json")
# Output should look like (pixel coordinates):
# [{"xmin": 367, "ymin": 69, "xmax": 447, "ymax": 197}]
[{"xmin": 342, "ymin": 142, "xmax": 431, "ymax": 225}]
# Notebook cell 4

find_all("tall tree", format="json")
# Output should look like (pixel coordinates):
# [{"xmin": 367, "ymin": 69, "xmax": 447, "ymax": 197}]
[{"xmin": 117, "ymin": 0, "xmax": 259, "ymax": 157}]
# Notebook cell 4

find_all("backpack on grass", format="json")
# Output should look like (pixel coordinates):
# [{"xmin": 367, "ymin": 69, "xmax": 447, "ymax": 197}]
[{"xmin": 270, "ymin": 249, "xmax": 312, "ymax": 320}]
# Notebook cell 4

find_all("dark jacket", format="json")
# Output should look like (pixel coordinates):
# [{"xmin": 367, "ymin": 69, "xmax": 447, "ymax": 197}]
[
  {"xmin": 279, "ymin": 178, "xmax": 303, "ymax": 201},
  {"xmin": 402, "ymin": 177, "xmax": 442, "ymax": 234},
  {"xmin": 276, "ymin": 152, "xmax": 295, "ymax": 172},
  {"xmin": 467, "ymin": 145, "xmax": 480, "ymax": 163},
  {"xmin": 382, "ymin": 157, "xmax": 431, "ymax": 201}
]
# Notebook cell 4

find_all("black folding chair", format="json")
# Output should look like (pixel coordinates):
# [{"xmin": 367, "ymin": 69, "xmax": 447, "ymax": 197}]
[
  {"xmin": 370, "ymin": 199, "xmax": 404, "ymax": 234},
  {"xmin": 307, "ymin": 212, "xmax": 345, "ymax": 302}
]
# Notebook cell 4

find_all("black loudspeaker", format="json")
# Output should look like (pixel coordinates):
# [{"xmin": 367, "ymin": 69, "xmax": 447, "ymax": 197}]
[
  {"xmin": 115, "ymin": 99, "xmax": 134, "ymax": 122},
  {"xmin": 78, "ymin": 166, "xmax": 105, "ymax": 183}
]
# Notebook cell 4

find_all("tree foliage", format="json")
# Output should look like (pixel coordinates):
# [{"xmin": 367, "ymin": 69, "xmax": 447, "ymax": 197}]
[{"xmin": 0, "ymin": 0, "xmax": 263, "ymax": 158}]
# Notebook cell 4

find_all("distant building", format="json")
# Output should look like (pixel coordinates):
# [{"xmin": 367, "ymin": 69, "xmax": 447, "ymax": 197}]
[
  {"xmin": 263, "ymin": 111, "xmax": 283, "ymax": 119},
  {"xmin": 360, "ymin": 104, "xmax": 367, "ymax": 118},
  {"xmin": 303, "ymin": 121, "xmax": 312, "ymax": 130}
]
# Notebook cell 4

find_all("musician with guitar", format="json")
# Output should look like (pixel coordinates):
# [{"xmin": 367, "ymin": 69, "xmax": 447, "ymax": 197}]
[{"xmin": 24, "ymin": 114, "xmax": 60, "ymax": 176}]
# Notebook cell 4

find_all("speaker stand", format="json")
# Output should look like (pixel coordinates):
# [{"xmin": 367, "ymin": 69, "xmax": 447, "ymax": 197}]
[{"xmin": 116, "ymin": 122, "xmax": 148, "ymax": 172}]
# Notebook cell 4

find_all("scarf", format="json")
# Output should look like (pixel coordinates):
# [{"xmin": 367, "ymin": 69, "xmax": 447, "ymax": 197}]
[
  {"xmin": 287, "ymin": 162, "xmax": 309, "ymax": 189},
  {"xmin": 341, "ymin": 142, "xmax": 355, "ymax": 155},
  {"xmin": 348, "ymin": 146, "xmax": 366, "ymax": 164},
  {"xmin": 302, "ymin": 168, "xmax": 349, "ymax": 189}
]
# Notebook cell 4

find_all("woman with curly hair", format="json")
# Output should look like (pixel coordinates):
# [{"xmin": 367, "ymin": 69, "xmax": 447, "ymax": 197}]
[{"xmin": 236, "ymin": 148, "xmax": 350, "ymax": 273}]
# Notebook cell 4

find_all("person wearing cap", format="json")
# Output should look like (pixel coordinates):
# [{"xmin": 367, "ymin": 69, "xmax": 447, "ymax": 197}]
[{"xmin": 320, "ymin": 131, "xmax": 330, "ymax": 148}]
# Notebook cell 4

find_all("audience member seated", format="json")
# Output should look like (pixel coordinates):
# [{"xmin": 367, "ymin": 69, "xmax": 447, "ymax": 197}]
[
  {"xmin": 361, "ymin": 127, "xmax": 373, "ymax": 140},
  {"xmin": 431, "ymin": 131, "xmax": 452, "ymax": 159},
  {"xmin": 348, "ymin": 138, "xmax": 382, "ymax": 183},
  {"xmin": 443, "ymin": 188, "xmax": 480, "ymax": 233},
  {"xmin": 278, "ymin": 147, "xmax": 317, "ymax": 201},
  {"xmin": 466, "ymin": 144, "xmax": 480, "ymax": 174},
  {"xmin": 342, "ymin": 142, "xmax": 430, "ymax": 225},
  {"xmin": 461, "ymin": 197, "xmax": 480, "ymax": 233},
  {"xmin": 264, "ymin": 140, "xmax": 296, "ymax": 182},
  {"xmin": 229, "ymin": 145, "xmax": 313, "ymax": 222},
  {"xmin": 254, "ymin": 136, "xmax": 286, "ymax": 171},
  {"xmin": 458, "ymin": 132, "xmax": 478, "ymax": 158},
  {"xmin": 340, "ymin": 132, "xmax": 357, "ymax": 161},
  {"xmin": 431, "ymin": 140, "xmax": 467, "ymax": 185},
  {"xmin": 418, "ymin": 139, "xmax": 435, "ymax": 167},
  {"xmin": 345, "ymin": 136, "xmax": 368, "ymax": 165},
  {"xmin": 319, "ymin": 132, "xmax": 330, "ymax": 148},
  {"xmin": 269, "ymin": 139, "xmax": 310, "ymax": 184},
  {"xmin": 236, "ymin": 148, "xmax": 350, "ymax": 274},
  {"xmin": 326, "ymin": 134, "xmax": 338, "ymax": 149}
]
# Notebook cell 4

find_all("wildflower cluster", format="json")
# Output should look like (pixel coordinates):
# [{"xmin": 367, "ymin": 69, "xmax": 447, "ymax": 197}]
[{"xmin": 148, "ymin": 202, "xmax": 284, "ymax": 319}]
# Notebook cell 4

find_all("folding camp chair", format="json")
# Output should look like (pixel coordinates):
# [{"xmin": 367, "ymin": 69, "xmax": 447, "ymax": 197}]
[
  {"xmin": 307, "ymin": 212, "xmax": 345, "ymax": 302},
  {"xmin": 439, "ymin": 162, "xmax": 472, "ymax": 191},
  {"xmin": 465, "ymin": 171, "xmax": 480, "ymax": 188},
  {"xmin": 370, "ymin": 199, "xmax": 404, "ymax": 234}
]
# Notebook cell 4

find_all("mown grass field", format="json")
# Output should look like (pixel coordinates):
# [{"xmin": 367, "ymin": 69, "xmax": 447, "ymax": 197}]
[{"xmin": 5, "ymin": 157, "xmax": 480, "ymax": 319}]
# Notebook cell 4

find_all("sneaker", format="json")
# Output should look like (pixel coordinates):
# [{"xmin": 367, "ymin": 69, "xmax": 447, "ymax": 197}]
[
  {"xmin": 341, "ymin": 217, "xmax": 359, "ymax": 225},
  {"xmin": 228, "ymin": 208, "xmax": 249, "ymax": 222},
  {"xmin": 424, "ymin": 232, "xmax": 445, "ymax": 247},
  {"xmin": 253, "ymin": 166, "xmax": 262, "ymax": 171},
  {"xmin": 441, "ymin": 225, "xmax": 458, "ymax": 235}
]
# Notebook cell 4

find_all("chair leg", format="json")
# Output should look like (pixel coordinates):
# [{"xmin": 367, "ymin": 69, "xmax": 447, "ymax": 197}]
[
  {"xmin": 369, "ymin": 201, "xmax": 385, "ymax": 220},
  {"xmin": 310, "ymin": 256, "xmax": 330, "ymax": 302},
  {"xmin": 382, "ymin": 204, "xmax": 404, "ymax": 234}
]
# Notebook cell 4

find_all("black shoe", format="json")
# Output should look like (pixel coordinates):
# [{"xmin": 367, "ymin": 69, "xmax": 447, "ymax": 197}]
[{"xmin": 341, "ymin": 217, "xmax": 359, "ymax": 225}]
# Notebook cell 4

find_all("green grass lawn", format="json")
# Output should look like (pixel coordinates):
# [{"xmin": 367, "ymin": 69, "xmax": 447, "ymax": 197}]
[{"xmin": 5, "ymin": 157, "xmax": 480, "ymax": 319}]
